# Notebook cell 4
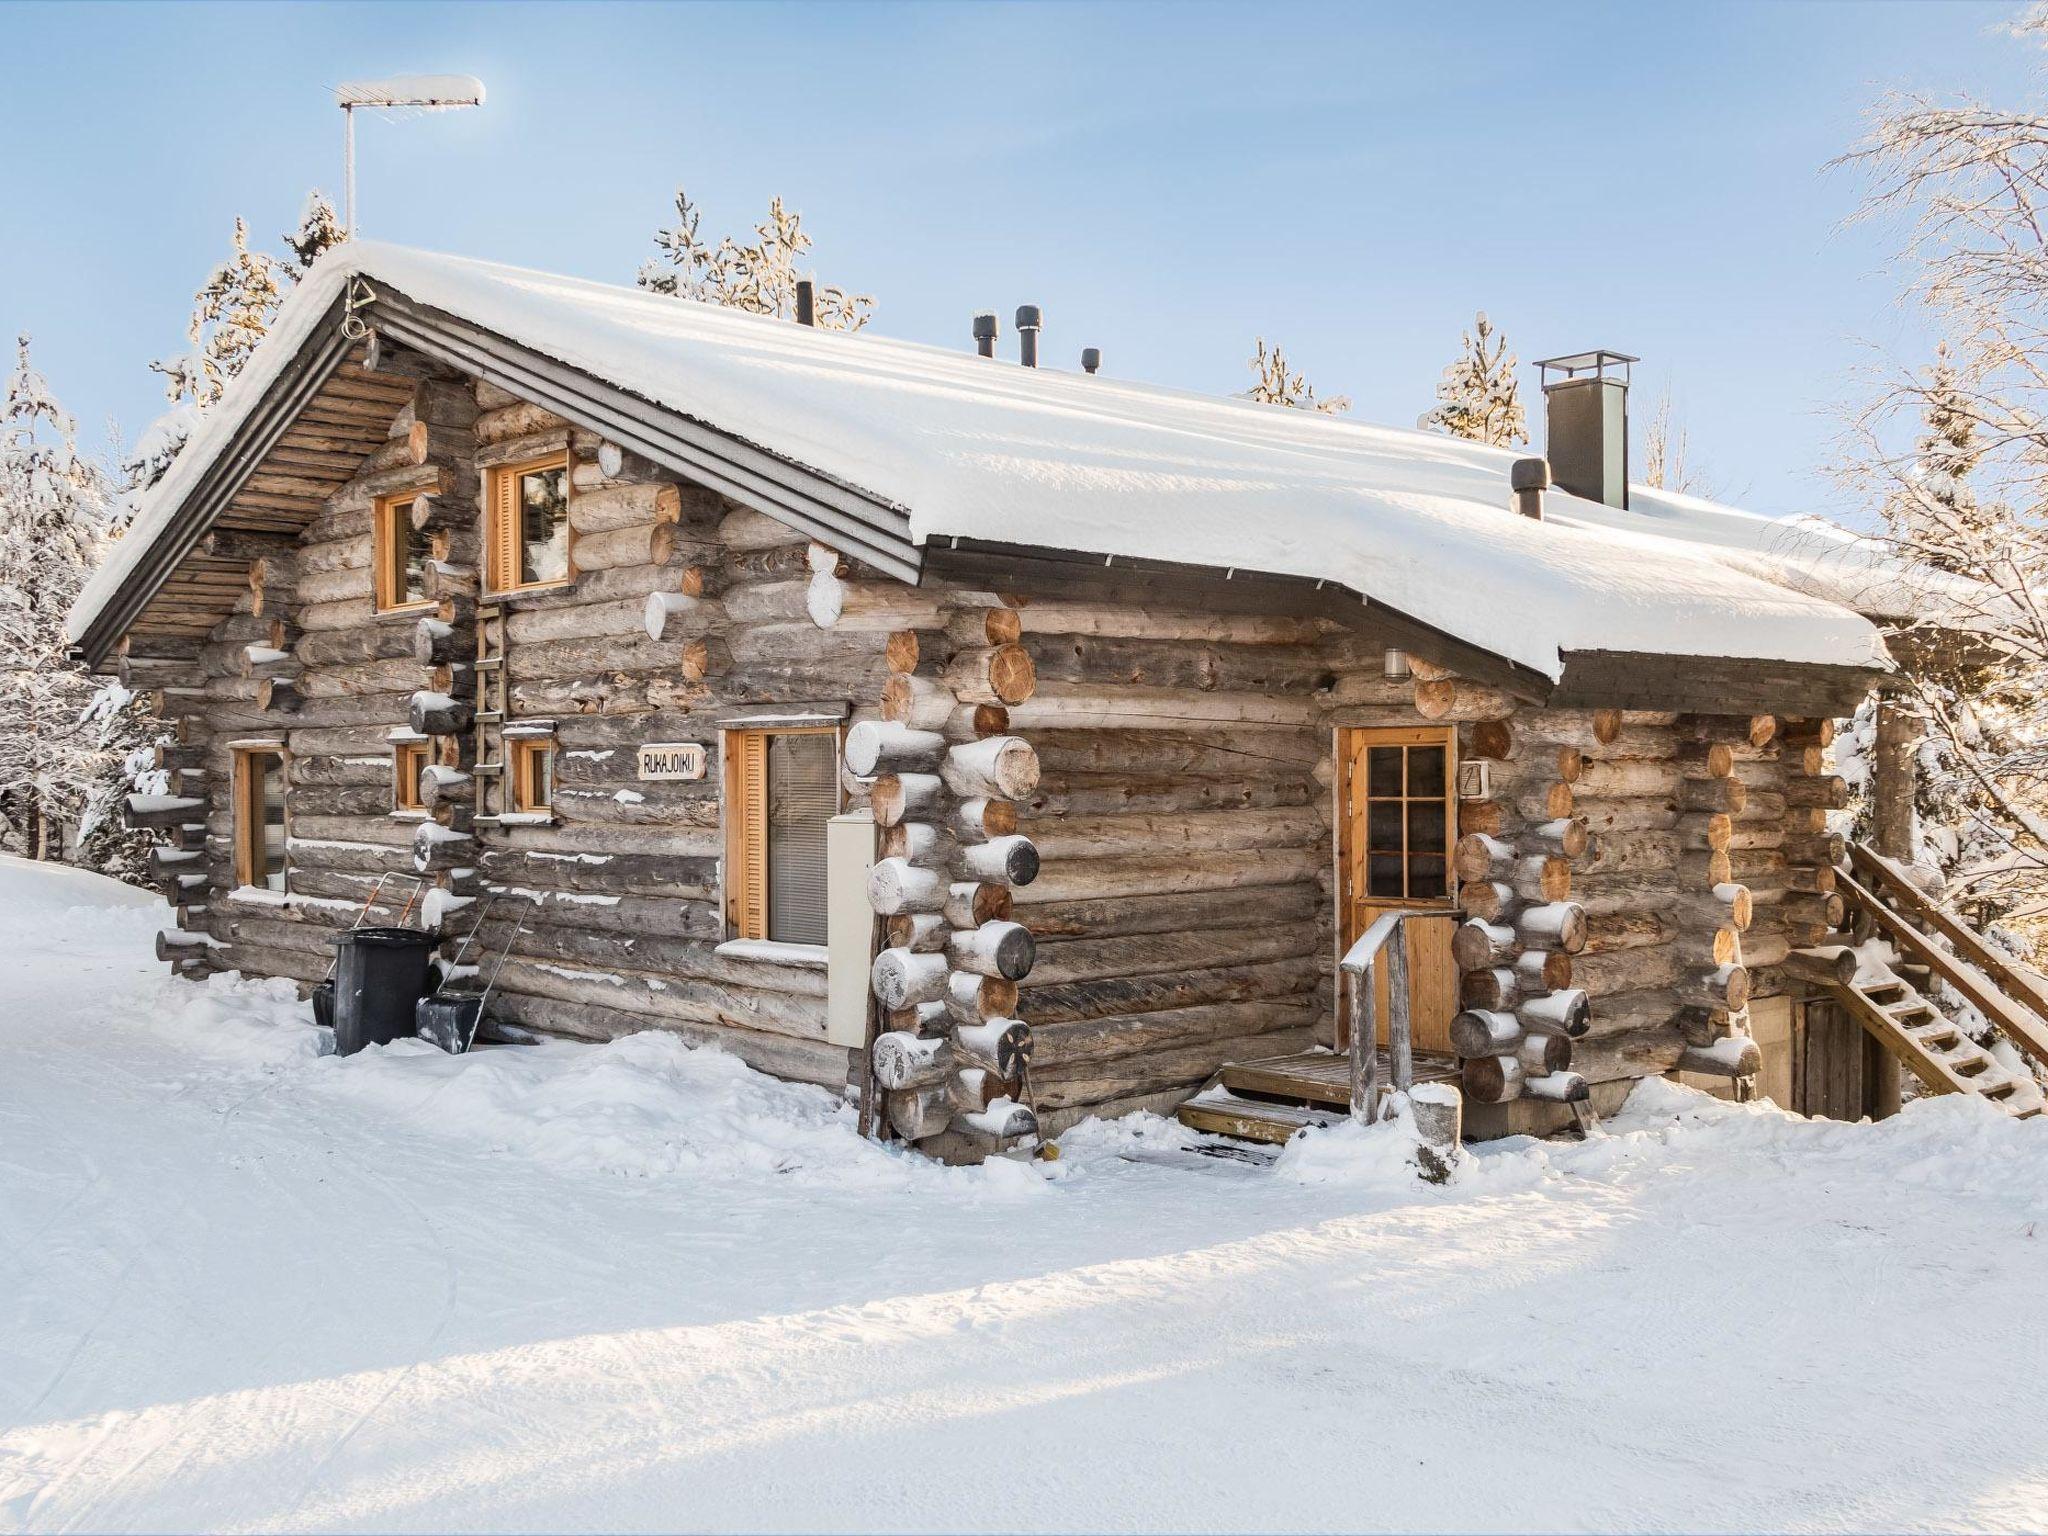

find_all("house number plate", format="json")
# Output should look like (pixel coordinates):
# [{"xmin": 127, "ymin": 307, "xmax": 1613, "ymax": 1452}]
[{"xmin": 637, "ymin": 742, "xmax": 707, "ymax": 782}]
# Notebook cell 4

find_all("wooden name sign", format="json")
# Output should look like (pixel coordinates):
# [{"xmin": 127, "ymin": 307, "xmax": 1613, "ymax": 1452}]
[{"xmin": 637, "ymin": 742, "xmax": 707, "ymax": 782}]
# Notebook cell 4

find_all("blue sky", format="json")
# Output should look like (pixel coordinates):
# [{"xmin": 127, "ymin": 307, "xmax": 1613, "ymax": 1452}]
[{"xmin": 2, "ymin": 1, "xmax": 2038, "ymax": 524}]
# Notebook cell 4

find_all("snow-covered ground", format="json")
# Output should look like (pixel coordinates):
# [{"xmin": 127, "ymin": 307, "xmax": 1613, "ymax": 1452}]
[{"xmin": 2, "ymin": 856, "xmax": 2046, "ymax": 1533}]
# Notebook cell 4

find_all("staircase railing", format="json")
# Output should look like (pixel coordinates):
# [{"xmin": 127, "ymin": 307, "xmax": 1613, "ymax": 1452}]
[
  {"xmin": 1340, "ymin": 906, "xmax": 1458, "ymax": 1124},
  {"xmin": 1842, "ymin": 843, "xmax": 2048, "ymax": 1073}
]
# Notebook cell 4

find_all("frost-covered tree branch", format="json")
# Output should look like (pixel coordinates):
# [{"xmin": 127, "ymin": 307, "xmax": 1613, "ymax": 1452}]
[
  {"xmin": 1243, "ymin": 338, "xmax": 1349, "ymax": 414},
  {"xmin": 637, "ymin": 188, "xmax": 874, "ymax": 331}
]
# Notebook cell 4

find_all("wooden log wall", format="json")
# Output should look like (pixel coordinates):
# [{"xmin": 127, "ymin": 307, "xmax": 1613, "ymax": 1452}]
[
  {"xmin": 1003, "ymin": 608, "xmax": 1342, "ymax": 1135},
  {"xmin": 129, "ymin": 368, "xmax": 902, "ymax": 1092}
]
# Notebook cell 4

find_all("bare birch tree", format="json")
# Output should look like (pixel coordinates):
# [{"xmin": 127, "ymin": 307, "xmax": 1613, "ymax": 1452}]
[{"xmin": 1833, "ymin": 12, "xmax": 2048, "ymax": 945}]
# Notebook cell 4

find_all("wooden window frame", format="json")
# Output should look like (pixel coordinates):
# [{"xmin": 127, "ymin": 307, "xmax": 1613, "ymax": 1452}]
[
  {"xmin": 722, "ymin": 725, "xmax": 844, "ymax": 945},
  {"xmin": 372, "ymin": 492, "xmax": 433, "ymax": 614},
  {"xmin": 484, "ymin": 451, "xmax": 573, "ymax": 597},
  {"xmin": 507, "ymin": 737, "xmax": 556, "ymax": 816},
  {"xmin": 232, "ymin": 745, "xmax": 289, "ymax": 891},
  {"xmin": 392, "ymin": 739, "xmax": 429, "ymax": 814},
  {"xmin": 1337, "ymin": 724, "xmax": 1458, "ymax": 913}
]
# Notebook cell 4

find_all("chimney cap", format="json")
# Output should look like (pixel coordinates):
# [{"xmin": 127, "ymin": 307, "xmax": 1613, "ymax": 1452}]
[
  {"xmin": 1510, "ymin": 457, "xmax": 1552, "ymax": 493},
  {"xmin": 972, "ymin": 312, "xmax": 1000, "ymax": 340},
  {"xmin": 1015, "ymin": 304, "xmax": 1043, "ymax": 330},
  {"xmin": 1081, "ymin": 346, "xmax": 1101, "ymax": 374},
  {"xmin": 1534, "ymin": 349, "xmax": 1637, "ymax": 387}
]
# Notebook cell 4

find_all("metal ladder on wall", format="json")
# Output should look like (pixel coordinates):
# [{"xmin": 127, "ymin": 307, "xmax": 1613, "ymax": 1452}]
[
  {"xmin": 472, "ymin": 599, "xmax": 508, "ymax": 828},
  {"xmin": 1793, "ymin": 843, "xmax": 2048, "ymax": 1118}
]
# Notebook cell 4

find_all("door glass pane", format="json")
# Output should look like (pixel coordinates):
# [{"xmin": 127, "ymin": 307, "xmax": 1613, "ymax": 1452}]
[
  {"xmin": 1367, "ymin": 746, "xmax": 1403, "ymax": 798},
  {"xmin": 1406, "ymin": 799, "xmax": 1446, "ymax": 855},
  {"xmin": 1368, "ymin": 800, "xmax": 1403, "ymax": 851},
  {"xmin": 1407, "ymin": 745, "xmax": 1446, "ymax": 797},
  {"xmin": 1367, "ymin": 853, "xmax": 1405, "ymax": 899},
  {"xmin": 519, "ymin": 465, "xmax": 570, "ymax": 585},
  {"xmin": 1408, "ymin": 854, "xmax": 1446, "ymax": 899},
  {"xmin": 766, "ymin": 733, "xmax": 837, "ymax": 945}
]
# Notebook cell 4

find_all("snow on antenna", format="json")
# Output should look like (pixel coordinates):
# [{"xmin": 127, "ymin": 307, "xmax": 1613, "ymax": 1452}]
[{"xmin": 336, "ymin": 74, "xmax": 486, "ymax": 237}]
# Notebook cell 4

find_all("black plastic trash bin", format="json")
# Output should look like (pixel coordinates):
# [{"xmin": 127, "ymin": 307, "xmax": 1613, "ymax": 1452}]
[{"xmin": 330, "ymin": 926, "xmax": 438, "ymax": 1056}]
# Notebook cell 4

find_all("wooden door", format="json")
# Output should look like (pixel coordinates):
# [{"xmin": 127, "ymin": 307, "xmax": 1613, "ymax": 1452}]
[{"xmin": 1337, "ymin": 726, "xmax": 1459, "ymax": 1054}]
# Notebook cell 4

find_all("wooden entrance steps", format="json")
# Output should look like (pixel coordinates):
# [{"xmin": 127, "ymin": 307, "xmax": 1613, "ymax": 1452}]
[
  {"xmin": 1791, "ymin": 844, "xmax": 2048, "ymax": 1119},
  {"xmin": 1175, "ymin": 1048, "xmax": 1459, "ymax": 1144}
]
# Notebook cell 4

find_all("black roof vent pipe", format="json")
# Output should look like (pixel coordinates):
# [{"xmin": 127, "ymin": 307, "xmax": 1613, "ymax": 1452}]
[
  {"xmin": 972, "ymin": 312, "xmax": 999, "ymax": 358},
  {"xmin": 1081, "ymin": 347, "xmax": 1101, "ymax": 375},
  {"xmin": 795, "ymin": 279, "xmax": 816, "ymax": 328},
  {"xmin": 1016, "ymin": 304, "xmax": 1042, "ymax": 367}
]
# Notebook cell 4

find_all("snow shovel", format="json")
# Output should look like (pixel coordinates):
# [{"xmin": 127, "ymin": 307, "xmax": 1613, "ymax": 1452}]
[
  {"xmin": 311, "ymin": 873, "xmax": 421, "ymax": 1032},
  {"xmin": 414, "ymin": 900, "xmax": 527, "ymax": 1055}
]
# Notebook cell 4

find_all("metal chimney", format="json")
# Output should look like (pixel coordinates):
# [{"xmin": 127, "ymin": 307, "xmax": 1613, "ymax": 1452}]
[
  {"xmin": 1534, "ymin": 350, "xmax": 1636, "ymax": 509},
  {"xmin": 1016, "ymin": 305, "xmax": 1042, "ymax": 368},
  {"xmin": 795, "ymin": 279, "xmax": 816, "ymax": 327},
  {"xmin": 1081, "ymin": 347, "xmax": 1101, "ymax": 375},
  {"xmin": 973, "ymin": 311, "xmax": 999, "ymax": 359},
  {"xmin": 1510, "ymin": 457, "xmax": 1550, "ymax": 520}
]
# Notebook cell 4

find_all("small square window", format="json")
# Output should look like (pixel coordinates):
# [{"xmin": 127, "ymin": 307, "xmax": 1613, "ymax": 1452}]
[
  {"xmin": 373, "ymin": 494, "xmax": 432, "ymax": 612},
  {"xmin": 509, "ymin": 739, "xmax": 555, "ymax": 815},
  {"xmin": 486, "ymin": 454, "xmax": 571, "ymax": 594},
  {"xmin": 393, "ymin": 740, "xmax": 429, "ymax": 813}
]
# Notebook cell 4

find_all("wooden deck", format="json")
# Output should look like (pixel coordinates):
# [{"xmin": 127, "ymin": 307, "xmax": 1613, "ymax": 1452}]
[{"xmin": 1175, "ymin": 1047, "xmax": 1461, "ymax": 1143}]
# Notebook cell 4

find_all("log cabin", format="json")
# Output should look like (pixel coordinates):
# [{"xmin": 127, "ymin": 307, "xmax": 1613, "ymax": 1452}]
[{"xmin": 68, "ymin": 245, "xmax": 2048, "ymax": 1162}]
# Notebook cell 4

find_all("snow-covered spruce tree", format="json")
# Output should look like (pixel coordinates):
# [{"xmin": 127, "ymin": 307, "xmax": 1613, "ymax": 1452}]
[
  {"xmin": 121, "ymin": 198, "xmax": 339, "ymax": 527},
  {"xmin": 637, "ymin": 188, "xmax": 874, "ymax": 330},
  {"xmin": 1421, "ymin": 311, "xmax": 1526, "ymax": 447},
  {"xmin": 0, "ymin": 336, "xmax": 156, "ymax": 875},
  {"xmin": 1244, "ymin": 338, "xmax": 1350, "ymax": 414},
  {"xmin": 1834, "ymin": 18, "xmax": 2048, "ymax": 959}
]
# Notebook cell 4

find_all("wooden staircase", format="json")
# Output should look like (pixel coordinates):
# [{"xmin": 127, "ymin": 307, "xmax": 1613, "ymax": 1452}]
[
  {"xmin": 1791, "ymin": 844, "xmax": 2048, "ymax": 1119},
  {"xmin": 1176, "ymin": 1048, "xmax": 1460, "ymax": 1144}
]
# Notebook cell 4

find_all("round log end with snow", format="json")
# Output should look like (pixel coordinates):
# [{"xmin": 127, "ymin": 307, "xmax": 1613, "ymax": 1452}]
[
  {"xmin": 954, "ymin": 834, "xmax": 1040, "ymax": 889},
  {"xmin": 867, "ymin": 856, "xmax": 946, "ymax": 915},
  {"xmin": 871, "ymin": 946, "xmax": 951, "ymax": 1011},
  {"xmin": 951, "ymin": 1016, "xmax": 1033, "ymax": 1077},
  {"xmin": 871, "ymin": 1030, "xmax": 951, "ymax": 1091},
  {"xmin": 1678, "ymin": 1034, "xmax": 1764, "ymax": 1078},
  {"xmin": 409, "ymin": 689, "xmax": 474, "ymax": 736},
  {"xmin": 945, "ymin": 919, "xmax": 1036, "ymax": 980},
  {"xmin": 644, "ymin": 589, "xmax": 706, "ymax": 641},
  {"xmin": 412, "ymin": 820, "xmax": 476, "ymax": 873},
  {"xmin": 845, "ymin": 720, "xmax": 948, "ymax": 778},
  {"xmin": 941, "ymin": 735, "xmax": 1040, "ymax": 800}
]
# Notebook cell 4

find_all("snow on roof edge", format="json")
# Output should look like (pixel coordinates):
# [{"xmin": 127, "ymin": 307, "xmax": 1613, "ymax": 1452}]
[{"xmin": 71, "ymin": 242, "xmax": 1894, "ymax": 683}]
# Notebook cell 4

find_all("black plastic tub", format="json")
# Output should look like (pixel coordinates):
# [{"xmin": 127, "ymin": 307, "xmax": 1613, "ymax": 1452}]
[{"xmin": 331, "ymin": 927, "xmax": 438, "ymax": 1056}]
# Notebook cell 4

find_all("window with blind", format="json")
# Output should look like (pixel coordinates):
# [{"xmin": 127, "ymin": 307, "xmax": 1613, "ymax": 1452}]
[
  {"xmin": 233, "ymin": 747, "xmax": 288, "ymax": 892},
  {"xmin": 485, "ymin": 453, "xmax": 571, "ymax": 594},
  {"xmin": 724, "ymin": 727, "xmax": 839, "ymax": 946},
  {"xmin": 373, "ymin": 493, "xmax": 431, "ymax": 611}
]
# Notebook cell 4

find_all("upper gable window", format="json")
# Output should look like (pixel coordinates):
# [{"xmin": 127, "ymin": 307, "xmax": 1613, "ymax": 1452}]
[
  {"xmin": 485, "ymin": 453, "xmax": 571, "ymax": 594},
  {"xmin": 373, "ymin": 493, "xmax": 432, "ymax": 612}
]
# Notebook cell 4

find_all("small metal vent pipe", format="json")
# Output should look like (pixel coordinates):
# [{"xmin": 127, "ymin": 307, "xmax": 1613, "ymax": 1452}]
[
  {"xmin": 1511, "ymin": 457, "xmax": 1551, "ymax": 520},
  {"xmin": 973, "ymin": 312, "xmax": 998, "ymax": 358},
  {"xmin": 1016, "ymin": 304, "xmax": 1042, "ymax": 367},
  {"xmin": 1081, "ymin": 346, "xmax": 1101, "ymax": 375},
  {"xmin": 795, "ymin": 279, "xmax": 816, "ymax": 327}
]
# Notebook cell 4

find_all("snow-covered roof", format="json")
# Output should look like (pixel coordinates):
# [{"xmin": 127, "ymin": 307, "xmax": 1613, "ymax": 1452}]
[{"xmin": 71, "ymin": 242, "xmax": 1897, "ymax": 681}]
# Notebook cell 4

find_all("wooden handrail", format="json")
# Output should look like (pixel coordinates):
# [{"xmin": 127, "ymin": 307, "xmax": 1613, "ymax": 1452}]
[
  {"xmin": 1838, "ymin": 849, "xmax": 2048, "ymax": 1073},
  {"xmin": 1340, "ymin": 906, "xmax": 1458, "ymax": 1124}
]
